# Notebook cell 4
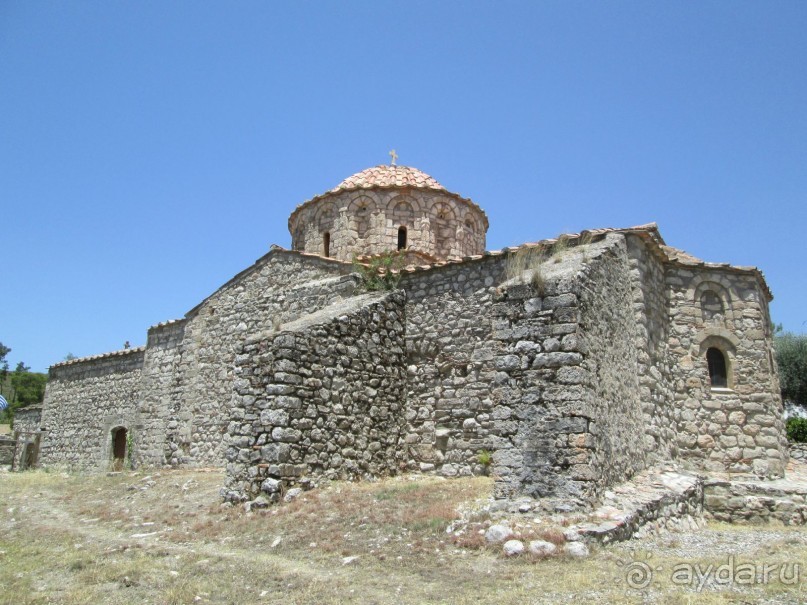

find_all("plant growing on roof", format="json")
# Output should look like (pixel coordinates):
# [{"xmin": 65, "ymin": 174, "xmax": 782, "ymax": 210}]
[
  {"xmin": 353, "ymin": 251, "xmax": 405, "ymax": 292},
  {"xmin": 505, "ymin": 245, "xmax": 547, "ymax": 296}
]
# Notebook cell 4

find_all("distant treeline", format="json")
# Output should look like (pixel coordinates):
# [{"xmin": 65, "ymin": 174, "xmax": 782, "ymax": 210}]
[{"xmin": 0, "ymin": 341, "xmax": 48, "ymax": 424}]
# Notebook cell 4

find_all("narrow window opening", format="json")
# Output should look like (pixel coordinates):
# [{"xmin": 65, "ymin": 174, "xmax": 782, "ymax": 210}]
[
  {"xmin": 706, "ymin": 347, "xmax": 728, "ymax": 388},
  {"xmin": 397, "ymin": 226, "xmax": 407, "ymax": 250},
  {"xmin": 323, "ymin": 232, "xmax": 330, "ymax": 257}
]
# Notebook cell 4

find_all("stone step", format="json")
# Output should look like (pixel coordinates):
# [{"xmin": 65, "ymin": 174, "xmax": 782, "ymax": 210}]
[
  {"xmin": 704, "ymin": 461, "xmax": 807, "ymax": 525},
  {"xmin": 566, "ymin": 468, "xmax": 704, "ymax": 545}
]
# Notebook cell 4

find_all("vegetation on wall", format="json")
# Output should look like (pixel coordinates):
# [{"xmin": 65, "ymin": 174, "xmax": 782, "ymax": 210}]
[
  {"xmin": 353, "ymin": 251, "xmax": 405, "ymax": 291},
  {"xmin": 505, "ymin": 245, "xmax": 547, "ymax": 295}
]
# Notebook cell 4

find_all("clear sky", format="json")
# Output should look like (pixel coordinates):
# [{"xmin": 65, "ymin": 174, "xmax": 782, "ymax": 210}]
[{"xmin": 1, "ymin": 1, "xmax": 805, "ymax": 373}]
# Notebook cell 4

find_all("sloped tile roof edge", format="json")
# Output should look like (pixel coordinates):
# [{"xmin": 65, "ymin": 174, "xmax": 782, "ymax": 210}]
[
  {"xmin": 51, "ymin": 223, "xmax": 772, "ymax": 370},
  {"xmin": 184, "ymin": 248, "xmax": 353, "ymax": 320},
  {"xmin": 148, "ymin": 318, "xmax": 187, "ymax": 331},
  {"xmin": 50, "ymin": 346, "xmax": 146, "ymax": 370},
  {"xmin": 263, "ymin": 223, "xmax": 772, "ymax": 298}
]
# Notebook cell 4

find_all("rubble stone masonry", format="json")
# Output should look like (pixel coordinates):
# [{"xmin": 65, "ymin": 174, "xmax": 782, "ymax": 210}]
[{"xmin": 34, "ymin": 163, "xmax": 788, "ymax": 507}]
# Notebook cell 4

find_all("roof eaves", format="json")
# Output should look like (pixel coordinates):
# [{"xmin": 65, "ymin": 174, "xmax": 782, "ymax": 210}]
[
  {"xmin": 50, "ymin": 346, "xmax": 146, "ymax": 370},
  {"xmin": 184, "ymin": 247, "xmax": 353, "ymax": 319}
]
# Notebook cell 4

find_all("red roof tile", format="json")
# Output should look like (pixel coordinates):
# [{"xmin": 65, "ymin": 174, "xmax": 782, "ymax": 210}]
[{"xmin": 332, "ymin": 165, "xmax": 446, "ymax": 192}]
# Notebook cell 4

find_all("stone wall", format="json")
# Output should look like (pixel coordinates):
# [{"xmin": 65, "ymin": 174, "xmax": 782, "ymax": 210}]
[
  {"xmin": 575, "ymin": 235, "xmax": 647, "ymax": 491},
  {"xmin": 35, "ymin": 221, "xmax": 791, "ymax": 509},
  {"xmin": 399, "ymin": 256, "xmax": 505, "ymax": 477},
  {"xmin": 704, "ymin": 477, "xmax": 807, "ymax": 525},
  {"xmin": 40, "ymin": 349, "xmax": 144, "ymax": 469},
  {"xmin": 135, "ymin": 251, "xmax": 354, "ymax": 468},
  {"xmin": 10, "ymin": 406, "xmax": 44, "ymax": 470},
  {"xmin": 488, "ymin": 234, "xmax": 649, "ymax": 506},
  {"xmin": 625, "ymin": 235, "xmax": 678, "ymax": 463},
  {"xmin": 136, "ymin": 319, "xmax": 187, "ymax": 466},
  {"xmin": 666, "ymin": 265, "xmax": 787, "ymax": 477},
  {"xmin": 223, "ymin": 291, "xmax": 407, "ymax": 502},
  {"xmin": 13, "ymin": 406, "xmax": 42, "ymax": 434},
  {"xmin": 790, "ymin": 443, "xmax": 807, "ymax": 462},
  {"xmin": 0, "ymin": 437, "xmax": 13, "ymax": 467}
]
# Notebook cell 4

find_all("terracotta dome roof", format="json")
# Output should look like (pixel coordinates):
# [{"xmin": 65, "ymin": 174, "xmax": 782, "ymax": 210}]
[
  {"xmin": 288, "ymin": 163, "xmax": 489, "ymax": 233},
  {"xmin": 331, "ymin": 165, "xmax": 446, "ymax": 192}
]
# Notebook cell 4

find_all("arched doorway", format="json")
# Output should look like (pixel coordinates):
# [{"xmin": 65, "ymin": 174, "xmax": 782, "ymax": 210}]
[{"xmin": 111, "ymin": 427, "xmax": 127, "ymax": 464}]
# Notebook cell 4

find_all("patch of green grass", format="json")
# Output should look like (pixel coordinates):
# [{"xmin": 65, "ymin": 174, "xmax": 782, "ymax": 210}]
[{"xmin": 373, "ymin": 481, "xmax": 424, "ymax": 501}]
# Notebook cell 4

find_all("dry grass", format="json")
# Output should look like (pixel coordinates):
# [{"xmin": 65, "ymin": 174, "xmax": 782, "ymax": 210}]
[
  {"xmin": 550, "ymin": 234, "xmax": 571, "ymax": 263},
  {"xmin": 1, "ymin": 469, "xmax": 806, "ymax": 604},
  {"xmin": 504, "ymin": 234, "xmax": 583, "ymax": 293},
  {"xmin": 505, "ymin": 245, "xmax": 547, "ymax": 294}
]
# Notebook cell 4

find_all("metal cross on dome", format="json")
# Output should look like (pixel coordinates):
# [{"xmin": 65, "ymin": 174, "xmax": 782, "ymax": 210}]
[{"xmin": 389, "ymin": 149, "xmax": 398, "ymax": 166}]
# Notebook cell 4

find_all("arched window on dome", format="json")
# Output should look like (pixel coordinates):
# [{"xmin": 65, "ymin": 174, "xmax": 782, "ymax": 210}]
[
  {"xmin": 323, "ymin": 232, "xmax": 331, "ymax": 258},
  {"xmin": 706, "ymin": 347, "xmax": 728, "ymax": 388},
  {"xmin": 398, "ymin": 226, "xmax": 407, "ymax": 250}
]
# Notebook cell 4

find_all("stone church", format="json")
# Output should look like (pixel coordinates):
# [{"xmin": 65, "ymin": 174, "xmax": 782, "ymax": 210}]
[{"xmin": 30, "ymin": 161, "xmax": 787, "ymax": 508}]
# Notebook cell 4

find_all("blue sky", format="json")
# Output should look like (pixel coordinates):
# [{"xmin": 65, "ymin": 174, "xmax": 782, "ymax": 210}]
[{"xmin": 1, "ymin": 1, "xmax": 805, "ymax": 373}]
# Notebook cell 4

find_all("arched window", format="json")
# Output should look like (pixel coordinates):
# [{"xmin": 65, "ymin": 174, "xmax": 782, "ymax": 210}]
[
  {"xmin": 398, "ymin": 226, "xmax": 407, "ymax": 250},
  {"xmin": 706, "ymin": 347, "xmax": 728, "ymax": 388},
  {"xmin": 323, "ymin": 232, "xmax": 331, "ymax": 257}
]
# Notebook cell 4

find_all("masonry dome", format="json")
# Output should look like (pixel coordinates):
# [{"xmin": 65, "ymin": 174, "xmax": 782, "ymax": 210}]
[
  {"xmin": 332, "ymin": 165, "xmax": 447, "ymax": 192},
  {"xmin": 288, "ymin": 163, "xmax": 488, "ymax": 262}
]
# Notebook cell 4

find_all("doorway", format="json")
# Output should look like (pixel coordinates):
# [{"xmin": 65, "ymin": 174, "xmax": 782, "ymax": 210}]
[{"xmin": 111, "ymin": 427, "xmax": 127, "ymax": 464}]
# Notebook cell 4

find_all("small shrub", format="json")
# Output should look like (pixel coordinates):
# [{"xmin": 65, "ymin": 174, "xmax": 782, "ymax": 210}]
[
  {"xmin": 786, "ymin": 417, "xmax": 807, "ymax": 443},
  {"xmin": 353, "ymin": 251, "xmax": 405, "ymax": 291},
  {"xmin": 477, "ymin": 449, "xmax": 493, "ymax": 467}
]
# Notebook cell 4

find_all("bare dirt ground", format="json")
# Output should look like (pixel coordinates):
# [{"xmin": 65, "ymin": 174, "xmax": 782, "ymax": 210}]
[{"xmin": 0, "ymin": 468, "xmax": 805, "ymax": 605}]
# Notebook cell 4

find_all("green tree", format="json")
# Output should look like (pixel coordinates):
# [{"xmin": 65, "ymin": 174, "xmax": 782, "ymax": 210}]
[
  {"xmin": 774, "ymin": 329, "xmax": 807, "ymax": 407},
  {"xmin": 0, "ymin": 341, "xmax": 10, "ymax": 385},
  {"xmin": 9, "ymin": 371, "xmax": 47, "ymax": 405}
]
